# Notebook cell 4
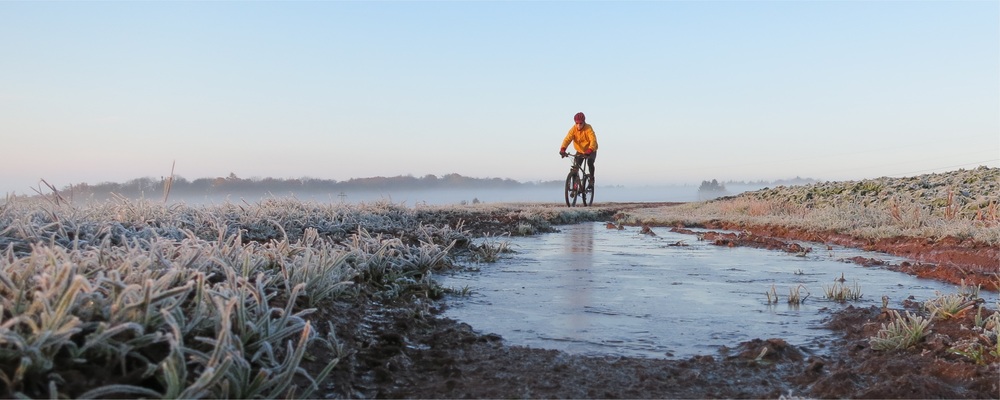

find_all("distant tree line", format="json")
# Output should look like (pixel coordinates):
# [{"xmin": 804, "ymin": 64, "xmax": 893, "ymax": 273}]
[
  {"xmin": 697, "ymin": 179, "xmax": 728, "ymax": 200},
  {"xmin": 41, "ymin": 173, "xmax": 819, "ymax": 202},
  {"xmin": 697, "ymin": 176, "xmax": 817, "ymax": 201},
  {"xmin": 52, "ymin": 173, "xmax": 564, "ymax": 200}
]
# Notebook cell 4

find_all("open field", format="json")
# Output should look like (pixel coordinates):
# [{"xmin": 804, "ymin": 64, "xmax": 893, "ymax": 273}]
[{"xmin": 0, "ymin": 166, "xmax": 997, "ymax": 398}]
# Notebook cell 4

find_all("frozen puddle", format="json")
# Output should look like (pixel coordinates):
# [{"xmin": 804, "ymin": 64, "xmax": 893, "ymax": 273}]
[{"xmin": 437, "ymin": 222, "xmax": 998, "ymax": 360}]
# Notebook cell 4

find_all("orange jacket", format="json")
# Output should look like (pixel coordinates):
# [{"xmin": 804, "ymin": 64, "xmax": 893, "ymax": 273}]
[{"xmin": 561, "ymin": 123, "xmax": 598, "ymax": 153}]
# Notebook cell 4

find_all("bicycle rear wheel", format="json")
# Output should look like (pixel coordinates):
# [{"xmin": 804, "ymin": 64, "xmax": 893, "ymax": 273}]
[{"xmin": 564, "ymin": 172, "xmax": 579, "ymax": 207}]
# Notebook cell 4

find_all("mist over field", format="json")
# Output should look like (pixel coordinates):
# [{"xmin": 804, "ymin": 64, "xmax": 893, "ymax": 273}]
[
  {"xmin": 21, "ymin": 173, "xmax": 795, "ymax": 206},
  {"xmin": 124, "ymin": 184, "xmax": 777, "ymax": 206}
]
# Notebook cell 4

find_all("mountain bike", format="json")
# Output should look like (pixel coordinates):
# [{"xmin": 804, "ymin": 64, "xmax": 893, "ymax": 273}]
[{"xmin": 561, "ymin": 153, "xmax": 593, "ymax": 207}]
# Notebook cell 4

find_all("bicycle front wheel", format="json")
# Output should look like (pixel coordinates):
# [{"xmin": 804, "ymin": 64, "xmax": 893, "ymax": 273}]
[
  {"xmin": 565, "ymin": 172, "xmax": 579, "ymax": 207},
  {"xmin": 582, "ymin": 175, "xmax": 593, "ymax": 206}
]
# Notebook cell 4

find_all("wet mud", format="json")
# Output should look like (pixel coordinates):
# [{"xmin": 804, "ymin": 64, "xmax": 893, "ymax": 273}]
[{"xmin": 318, "ymin": 297, "xmax": 998, "ymax": 398}]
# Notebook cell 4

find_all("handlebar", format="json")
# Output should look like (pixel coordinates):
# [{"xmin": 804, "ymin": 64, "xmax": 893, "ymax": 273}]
[{"xmin": 560, "ymin": 152, "xmax": 591, "ymax": 159}]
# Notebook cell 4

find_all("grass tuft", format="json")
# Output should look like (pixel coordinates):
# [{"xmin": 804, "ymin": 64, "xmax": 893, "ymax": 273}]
[{"xmin": 870, "ymin": 310, "xmax": 932, "ymax": 351}]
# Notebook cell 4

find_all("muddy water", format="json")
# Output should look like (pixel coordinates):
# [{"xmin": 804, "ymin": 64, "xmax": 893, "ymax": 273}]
[{"xmin": 438, "ymin": 222, "xmax": 999, "ymax": 360}]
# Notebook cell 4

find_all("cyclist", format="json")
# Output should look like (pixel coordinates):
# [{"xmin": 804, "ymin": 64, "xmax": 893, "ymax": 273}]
[{"xmin": 559, "ymin": 112, "xmax": 599, "ymax": 190}]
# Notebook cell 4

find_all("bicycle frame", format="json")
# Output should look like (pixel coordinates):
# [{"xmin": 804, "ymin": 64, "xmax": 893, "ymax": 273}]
[{"xmin": 563, "ymin": 153, "xmax": 593, "ymax": 207}]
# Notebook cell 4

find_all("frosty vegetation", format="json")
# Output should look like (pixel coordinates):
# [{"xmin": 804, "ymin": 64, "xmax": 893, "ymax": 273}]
[
  {"xmin": 0, "ymin": 166, "xmax": 994, "ymax": 397},
  {"xmin": 624, "ymin": 166, "xmax": 1000, "ymax": 245},
  {"xmin": 0, "ymin": 196, "xmax": 609, "ymax": 398}
]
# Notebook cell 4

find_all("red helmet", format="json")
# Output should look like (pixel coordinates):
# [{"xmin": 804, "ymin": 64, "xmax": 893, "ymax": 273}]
[{"xmin": 574, "ymin": 112, "xmax": 586, "ymax": 123}]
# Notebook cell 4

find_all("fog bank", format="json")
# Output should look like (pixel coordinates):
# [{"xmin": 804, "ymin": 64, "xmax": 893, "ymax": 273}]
[{"xmin": 162, "ymin": 184, "xmax": 772, "ymax": 207}]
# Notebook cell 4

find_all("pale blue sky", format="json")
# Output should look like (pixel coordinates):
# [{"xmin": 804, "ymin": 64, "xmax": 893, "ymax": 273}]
[{"xmin": 2, "ymin": 1, "xmax": 998, "ymax": 196}]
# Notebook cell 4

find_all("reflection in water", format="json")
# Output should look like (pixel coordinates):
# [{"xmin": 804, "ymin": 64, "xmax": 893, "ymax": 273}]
[{"xmin": 565, "ymin": 222, "xmax": 594, "ymax": 338}]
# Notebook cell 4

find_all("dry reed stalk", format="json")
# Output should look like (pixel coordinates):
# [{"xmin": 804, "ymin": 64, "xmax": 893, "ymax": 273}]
[
  {"xmin": 888, "ymin": 197, "xmax": 903, "ymax": 224},
  {"xmin": 975, "ymin": 201, "xmax": 998, "ymax": 225},
  {"xmin": 944, "ymin": 189, "xmax": 957, "ymax": 221},
  {"xmin": 34, "ymin": 179, "xmax": 68, "ymax": 206},
  {"xmin": 162, "ymin": 161, "xmax": 175, "ymax": 203}
]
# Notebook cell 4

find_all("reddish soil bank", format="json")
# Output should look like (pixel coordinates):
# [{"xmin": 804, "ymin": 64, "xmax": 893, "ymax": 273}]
[{"xmin": 680, "ymin": 221, "xmax": 999, "ymax": 291}]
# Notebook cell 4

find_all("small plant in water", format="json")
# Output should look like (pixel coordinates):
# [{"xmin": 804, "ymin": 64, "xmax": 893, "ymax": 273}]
[
  {"xmin": 957, "ymin": 280, "xmax": 982, "ymax": 300},
  {"xmin": 446, "ymin": 285, "xmax": 473, "ymax": 297},
  {"xmin": 470, "ymin": 234, "xmax": 511, "ymax": 263},
  {"xmin": 787, "ymin": 284, "xmax": 810, "ymax": 305},
  {"xmin": 823, "ymin": 279, "xmax": 862, "ymax": 302},
  {"xmin": 869, "ymin": 310, "xmax": 933, "ymax": 351},
  {"xmin": 766, "ymin": 285, "xmax": 779, "ymax": 305}
]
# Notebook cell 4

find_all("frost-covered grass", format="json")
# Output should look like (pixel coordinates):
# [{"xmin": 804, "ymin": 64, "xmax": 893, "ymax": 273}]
[
  {"xmin": 0, "ymin": 196, "xmax": 611, "ymax": 398},
  {"xmin": 619, "ymin": 167, "xmax": 1000, "ymax": 245},
  {"xmin": 869, "ymin": 310, "xmax": 933, "ymax": 351},
  {"xmin": 871, "ymin": 291, "xmax": 999, "ymax": 358}
]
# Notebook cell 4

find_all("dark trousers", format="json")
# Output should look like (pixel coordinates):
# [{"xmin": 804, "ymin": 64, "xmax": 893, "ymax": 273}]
[{"xmin": 574, "ymin": 151, "xmax": 597, "ymax": 180}]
